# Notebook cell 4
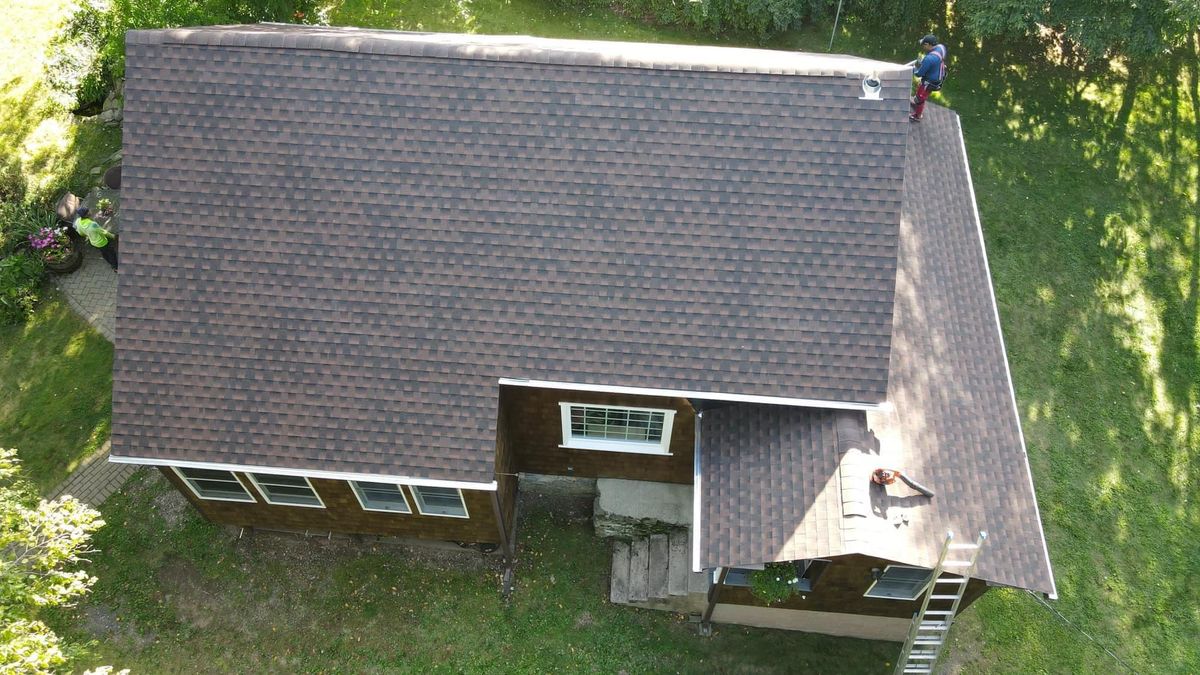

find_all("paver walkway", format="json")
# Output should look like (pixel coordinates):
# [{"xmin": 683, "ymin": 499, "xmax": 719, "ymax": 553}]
[
  {"xmin": 48, "ymin": 440, "xmax": 138, "ymax": 506},
  {"xmin": 49, "ymin": 230, "xmax": 124, "ymax": 505},
  {"xmin": 54, "ymin": 244, "xmax": 116, "ymax": 342}
]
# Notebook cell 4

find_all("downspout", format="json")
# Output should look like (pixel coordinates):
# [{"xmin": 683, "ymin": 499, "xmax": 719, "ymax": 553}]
[
  {"xmin": 489, "ymin": 491, "xmax": 513, "ymax": 559},
  {"xmin": 701, "ymin": 566, "xmax": 728, "ymax": 631},
  {"xmin": 692, "ymin": 410, "xmax": 703, "ymax": 572},
  {"xmin": 490, "ymin": 488, "xmax": 516, "ymax": 600}
]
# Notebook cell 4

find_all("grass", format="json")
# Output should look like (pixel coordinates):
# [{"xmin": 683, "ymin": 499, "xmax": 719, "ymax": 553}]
[
  {"xmin": 0, "ymin": 287, "xmax": 113, "ymax": 492},
  {"xmin": 1, "ymin": 0, "xmax": 122, "ymax": 205},
  {"xmin": 51, "ymin": 475, "xmax": 898, "ymax": 672}
]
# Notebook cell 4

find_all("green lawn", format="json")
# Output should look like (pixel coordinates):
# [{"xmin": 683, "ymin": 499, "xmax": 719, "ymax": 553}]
[
  {"xmin": 0, "ymin": 288, "xmax": 113, "ymax": 492},
  {"xmin": 51, "ymin": 474, "xmax": 897, "ymax": 672}
]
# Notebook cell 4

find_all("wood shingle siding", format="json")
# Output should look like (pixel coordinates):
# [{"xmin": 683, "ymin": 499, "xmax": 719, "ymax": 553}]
[
  {"xmin": 502, "ymin": 387, "xmax": 695, "ymax": 484},
  {"xmin": 161, "ymin": 468, "xmax": 501, "ymax": 542}
]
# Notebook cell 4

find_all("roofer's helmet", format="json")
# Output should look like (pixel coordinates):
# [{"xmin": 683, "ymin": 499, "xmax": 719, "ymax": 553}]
[
  {"xmin": 76, "ymin": 206, "xmax": 89, "ymax": 217},
  {"xmin": 920, "ymin": 34, "xmax": 938, "ymax": 46}
]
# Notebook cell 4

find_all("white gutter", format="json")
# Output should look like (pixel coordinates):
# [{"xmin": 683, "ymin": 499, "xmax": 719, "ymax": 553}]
[
  {"xmin": 107, "ymin": 455, "xmax": 499, "ymax": 491},
  {"xmin": 955, "ymin": 115, "xmax": 1058, "ymax": 599},
  {"xmin": 498, "ymin": 378, "xmax": 885, "ymax": 412}
]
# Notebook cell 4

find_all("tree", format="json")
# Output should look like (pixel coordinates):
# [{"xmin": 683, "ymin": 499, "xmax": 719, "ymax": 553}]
[
  {"xmin": 957, "ymin": 0, "xmax": 1200, "ymax": 63},
  {"xmin": 0, "ymin": 448, "xmax": 104, "ymax": 673}
]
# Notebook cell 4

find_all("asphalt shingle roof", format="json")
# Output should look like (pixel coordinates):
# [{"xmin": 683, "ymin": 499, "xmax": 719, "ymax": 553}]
[
  {"xmin": 699, "ymin": 105, "xmax": 1055, "ymax": 596},
  {"xmin": 112, "ymin": 26, "xmax": 912, "ymax": 482}
]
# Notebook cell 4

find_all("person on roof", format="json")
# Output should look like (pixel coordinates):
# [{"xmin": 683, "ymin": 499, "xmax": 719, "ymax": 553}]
[
  {"xmin": 909, "ymin": 34, "xmax": 946, "ymax": 122},
  {"xmin": 74, "ymin": 206, "xmax": 118, "ymax": 271}
]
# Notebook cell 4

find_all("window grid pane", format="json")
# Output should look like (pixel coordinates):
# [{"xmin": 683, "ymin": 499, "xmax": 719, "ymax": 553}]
[
  {"xmin": 352, "ymin": 481, "xmax": 410, "ymax": 513},
  {"xmin": 413, "ymin": 486, "xmax": 467, "ymax": 517},
  {"xmin": 570, "ymin": 406, "xmax": 665, "ymax": 443},
  {"xmin": 177, "ymin": 468, "xmax": 253, "ymax": 501},
  {"xmin": 250, "ymin": 473, "xmax": 321, "ymax": 506}
]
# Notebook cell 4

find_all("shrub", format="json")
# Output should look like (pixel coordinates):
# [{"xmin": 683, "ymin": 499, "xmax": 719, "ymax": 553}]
[
  {"xmin": 0, "ymin": 252, "xmax": 46, "ymax": 326},
  {"xmin": 749, "ymin": 562, "xmax": 799, "ymax": 604},
  {"xmin": 45, "ymin": 0, "xmax": 323, "ymax": 113},
  {"xmin": 0, "ymin": 202, "xmax": 54, "ymax": 259},
  {"xmin": 0, "ymin": 159, "xmax": 23, "ymax": 205},
  {"xmin": 44, "ymin": 0, "xmax": 111, "ymax": 112}
]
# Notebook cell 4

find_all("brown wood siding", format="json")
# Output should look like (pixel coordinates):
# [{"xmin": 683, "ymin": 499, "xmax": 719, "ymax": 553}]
[
  {"xmin": 502, "ymin": 386, "xmax": 695, "ymax": 484},
  {"xmin": 716, "ymin": 554, "xmax": 989, "ymax": 619},
  {"xmin": 161, "ymin": 468, "xmax": 500, "ymax": 542}
]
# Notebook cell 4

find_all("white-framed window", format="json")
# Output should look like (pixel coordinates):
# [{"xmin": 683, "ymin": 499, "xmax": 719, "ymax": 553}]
[
  {"xmin": 864, "ymin": 565, "xmax": 935, "ymax": 600},
  {"xmin": 172, "ymin": 466, "xmax": 256, "ymax": 503},
  {"xmin": 350, "ymin": 481, "xmax": 412, "ymax": 514},
  {"xmin": 246, "ymin": 473, "xmax": 325, "ymax": 508},
  {"xmin": 558, "ymin": 403, "xmax": 675, "ymax": 455},
  {"xmin": 410, "ymin": 486, "xmax": 469, "ymax": 518}
]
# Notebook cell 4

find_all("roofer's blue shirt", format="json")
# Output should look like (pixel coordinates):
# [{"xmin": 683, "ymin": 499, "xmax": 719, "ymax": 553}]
[{"xmin": 915, "ymin": 48, "xmax": 944, "ymax": 83}]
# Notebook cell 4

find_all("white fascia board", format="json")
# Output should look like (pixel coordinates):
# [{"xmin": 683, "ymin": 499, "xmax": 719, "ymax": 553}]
[
  {"xmin": 108, "ymin": 455, "xmax": 498, "ymax": 492},
  {"xmin": 498, "ymin": 378, "xmax": 885, "ymax": 412},
  {"xmin": 955, "ymin": 115, "xmax": 1058, "ymax": 600},
  {"xmin": 692, "ymin": 411, "xmax": 704, "ymax": 572}
]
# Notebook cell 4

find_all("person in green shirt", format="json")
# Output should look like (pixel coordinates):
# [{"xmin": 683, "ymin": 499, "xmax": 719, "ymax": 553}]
[{"xmin": 74, "ymin": 206, "xmax": 118, "ymax": 271}]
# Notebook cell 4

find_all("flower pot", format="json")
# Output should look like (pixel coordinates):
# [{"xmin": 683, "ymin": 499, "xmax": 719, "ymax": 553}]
[{"xmin": 44, "ymin": 241, "xmax": 83, "ymax": 274}]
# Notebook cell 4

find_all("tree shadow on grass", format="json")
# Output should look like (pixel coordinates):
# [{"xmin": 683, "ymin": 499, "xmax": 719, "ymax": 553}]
[
  {"xmin": 0, "ymin": 290, "xmax": 113, "ymax": 493},
  {"xmin": 924, "ymin": 32, "xmax": 1200, "ymax": 673}
]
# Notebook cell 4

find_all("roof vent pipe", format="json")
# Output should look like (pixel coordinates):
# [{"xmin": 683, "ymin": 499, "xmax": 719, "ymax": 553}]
[{"xmin": 860, "ymin": 74, "xmax": 882, "ymax": 100}]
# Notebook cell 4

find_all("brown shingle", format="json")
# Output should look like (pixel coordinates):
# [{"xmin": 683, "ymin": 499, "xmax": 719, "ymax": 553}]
[
  {"xmin": 697, "ymin": 105, "xmax": 1055, "ymax": 596},
  {"xmin": 113, "ymin": 27, "xmax": 911, "ymax": 483}
]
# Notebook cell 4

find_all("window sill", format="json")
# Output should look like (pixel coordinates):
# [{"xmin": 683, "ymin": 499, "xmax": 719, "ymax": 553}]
[{"xmin": 559, "ymin": 443, "xmax": 672, "ymax": 457}]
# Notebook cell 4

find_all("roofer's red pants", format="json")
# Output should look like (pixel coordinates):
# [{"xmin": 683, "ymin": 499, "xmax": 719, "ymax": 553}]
[{"xmin": 911, "ymin": 81, "xmax": 933, "ymax": 119}]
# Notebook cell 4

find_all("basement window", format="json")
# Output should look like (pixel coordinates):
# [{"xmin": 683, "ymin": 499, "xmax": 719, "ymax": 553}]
[
  {"xmin": 350, "ymin": 481, "xmax": 412, "ymax": 514},
  {"xmin": 411, "ymin": 486, "xmax": 469, "ymax": 518},
  {"xmin": 864, "ymin": 565, "xmax": 934, "ymax": 600},
  {"xmin": 247, "ymin": 473, "xmax": 325, "ymax": 508},
  {"xmin": 559, "ymin": 403, "xmax": 675, "ymax": 455},
  {"xmin": 723, "ymin": 559, "xmax": 831, "ymax": 592},
  {"xmin": 172, "ymin": 467, "xmax": 255, "ymax": 503}
]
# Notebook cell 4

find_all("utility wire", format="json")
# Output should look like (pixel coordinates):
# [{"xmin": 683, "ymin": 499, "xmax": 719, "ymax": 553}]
[{"xmin": 1024, "ymin": 590, "xmax": 1139, "ymax": 674}]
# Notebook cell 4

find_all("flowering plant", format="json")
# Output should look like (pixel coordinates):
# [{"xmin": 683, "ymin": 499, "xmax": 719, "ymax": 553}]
[
  {"xmin": 749, "ymin": 562, "xmax": 801, "ymax": 605},
  {"xmin": 97, "ymin": 198, "xmax": 114, "ymax": 215},
  {"xmin": 27, "ymin": 227, "xmax": 74, "ymax": 264}
]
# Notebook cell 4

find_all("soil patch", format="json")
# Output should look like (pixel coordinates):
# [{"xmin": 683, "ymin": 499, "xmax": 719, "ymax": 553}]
[{"xmin": 150, "ymin": 486, "xmax": 190, "ymax": 528}]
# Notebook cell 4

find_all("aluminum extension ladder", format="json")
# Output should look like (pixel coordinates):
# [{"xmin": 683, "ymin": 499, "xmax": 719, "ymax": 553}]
[{"xmin": 893, "ymin": 531, "xmax": 988, "ymax": 675}]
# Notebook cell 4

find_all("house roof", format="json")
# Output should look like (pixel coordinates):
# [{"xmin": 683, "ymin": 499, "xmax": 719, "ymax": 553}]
[
  {"xmin": 112, "ymin": 25, "xmax": 913, "ymax": 483},
  {"xmin": 699, "ymin": 105, "xmax": 1056, "ymax": 596}
]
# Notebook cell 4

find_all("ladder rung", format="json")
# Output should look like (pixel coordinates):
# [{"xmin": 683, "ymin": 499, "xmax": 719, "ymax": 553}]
[
  {"xmin": 930, "ymin": 595, "xmax": 960, "ymax": 600},
  {"xmin": 908, "ymin": 653, "xmax": 939, "ymax": 660},
  {"xmin": 925, "ymin": 610, "xmax": 954, "ymax": 615},
  {"xmin": 936, "ymin": 577, "xmax": 968, "ymax": 583},
  {"xmin": 903, "ymin": 668, "xmax": 932, "ymax": 673},
  {"xmin": 919, "ymin": 622, "xmax": 949, "ymax": 630},
  {"xmin": 948, "ymin": 543, "xmax": 978, "ymax": 550},
  {"xmin": 942, "ymin": 560, "xmax": 973, "ymax": 567},
  {"xmin": 914, "ymin": 638, "xmax": 944, "ymax": 645}
]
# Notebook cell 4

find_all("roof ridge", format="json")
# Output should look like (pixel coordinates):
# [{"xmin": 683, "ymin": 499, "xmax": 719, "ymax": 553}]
[{"xmin": 125, "ymin": 24, "xmax": 912, "ymax": 79}]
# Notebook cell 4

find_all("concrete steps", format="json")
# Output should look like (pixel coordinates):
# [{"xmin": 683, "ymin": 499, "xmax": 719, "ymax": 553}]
[{"xmin": 611, "ymin": 529, "xmax": 707, "ymax": 609}]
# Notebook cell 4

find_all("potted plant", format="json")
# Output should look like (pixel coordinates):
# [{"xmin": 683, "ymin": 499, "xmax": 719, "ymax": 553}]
[
  {"xmin": 749, "ymin": 562, "xmax": 802, "ymax": 605},
  {"xmin": 97, "ymin": 197, "xmax": 115, "ymax": 216},
  {"xmin": 28, "ymin": 225, "xmax": 82, "ymax": 273}
]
